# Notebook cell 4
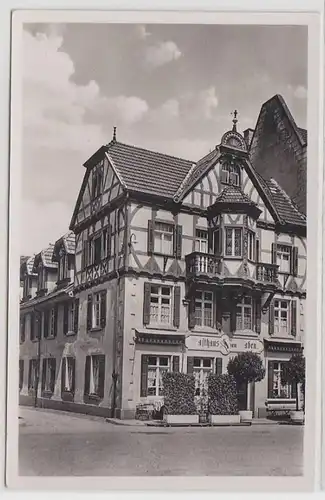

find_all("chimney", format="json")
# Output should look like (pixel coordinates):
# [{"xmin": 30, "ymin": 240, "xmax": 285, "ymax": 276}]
[{"xmin": 243, "ymin": 128, "xmax": 254, "ymax": 148}]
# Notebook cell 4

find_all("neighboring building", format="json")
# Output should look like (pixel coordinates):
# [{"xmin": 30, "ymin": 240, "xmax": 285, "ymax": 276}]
[
  {"xmin": 19, "ymin": 94, "xmax": 307, "ymax": 419},
  {"xmin": 248, "ymin": 94, "xmax": 307, "ymax": 215}
]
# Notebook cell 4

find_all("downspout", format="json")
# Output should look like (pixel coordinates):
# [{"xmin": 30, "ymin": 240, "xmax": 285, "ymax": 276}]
[{"xmin": 33, "ymin": 305, "xmax": 42, "ymax": 408}]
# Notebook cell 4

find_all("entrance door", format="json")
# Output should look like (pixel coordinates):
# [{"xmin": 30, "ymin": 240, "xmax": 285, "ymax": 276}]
[{"xmin": 237, "ymin": 382, "xmax": 248, "ymax": 411}]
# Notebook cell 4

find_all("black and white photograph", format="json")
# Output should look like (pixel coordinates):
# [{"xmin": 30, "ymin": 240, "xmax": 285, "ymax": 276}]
[{"xmin": 4, "ymin": 5, "xmax": 324, "ymax": 493}]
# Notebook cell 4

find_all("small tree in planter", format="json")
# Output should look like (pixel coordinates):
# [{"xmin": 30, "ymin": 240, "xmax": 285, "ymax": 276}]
[
  {"xmin": 227, "ymin": 352, "xmax": 265, "ymax": 422},
  {"xmin": 281, "ymin": 353, "xmax": 305, "ymax": 423},
  {"xmin": 208, "ymin": 373, "xmax": 239, "ymax": 424},
  {"xmin": 162, "ymin": 372, "xmax": 198, "ymax": 425}
]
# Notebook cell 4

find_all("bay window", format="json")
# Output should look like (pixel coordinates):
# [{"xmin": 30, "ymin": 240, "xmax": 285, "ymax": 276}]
[
  {"xmin": 194, "ymin": 290, "xmax": 214, "ymax": 328},
  {"xmin": 225, "ymin": 227, "xmax": 242, "ymax": 257},
  {"xmin": 236, "ymin": 296, "xmax": 253, "ymax": 330}
]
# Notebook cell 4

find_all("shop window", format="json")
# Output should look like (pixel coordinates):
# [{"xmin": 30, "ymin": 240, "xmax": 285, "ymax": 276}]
[
  {"xmin": 225, "ymin": 227, "xmax": 242, "ymax": 257},
  {"xmin": 147, "ymin": 356, "xmax": 170, "ymax": 396},
  {"xmin": 268, "ymin": 361, "xmax": 293, "ymax": 399},
  {"xmin": 236, "ymin": 296, "xmax": 253, "ymax": 330},
  {"xmin": 194, "ymin": 290, "xmax": 214, "ymax": 328},
  {"xmin": 193, "ymin": 358, "xmax": 213, "ymax": 396}
]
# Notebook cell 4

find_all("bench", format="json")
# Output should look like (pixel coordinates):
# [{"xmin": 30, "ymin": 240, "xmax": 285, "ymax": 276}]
[
  {"xmin": 135, "ymin": 403, "xmax": 154, "ymax": 421},
  {"xmin": 265, "ymin": 399, "xmax": 296, "ymax": 417}
]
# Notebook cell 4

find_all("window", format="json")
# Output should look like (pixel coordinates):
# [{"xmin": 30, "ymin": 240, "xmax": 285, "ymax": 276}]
[
  {"xmin": 49, "ymin": 308, "xmax": 56, "ymax": 337},
  {"xmin": 87, "ymin": 291, "xmax": 107, "ymax": 330},
  {"xmin": 149, "ymin": 285, "xmax": 172, "ymax": 325},
  {"xmin": 61, "ymin": 357, "xmax": 75, "ymax": 393},
  {"xmin": 93, "ymin": 235, "xmax": 102, "ymax": 265},
  {"xmin": 274, "ymin": 300, "xmax": 289, "ymax": 335},
  {"xmin": 195, "ymin": 229, "xmax": 208, "ymax": 253},
  {"xmin": 247, "ymin": 231, "xmax": 255, "ymax": 261},
  {"xmin": 68, "ymin": 302, "xmax": 75, "ymax": 332},
  {"xmin": 193, "ymin": 358, "xmax": 213, "ymax": 396},
  {"xmin": 225, "ymin": 227, "xmax": 242, "ymax": 257},
  {"xmin": 154, "ymin": 222, "xmax": 174, "ymax": 255},
  {"xmin": 269, "ymin": 361, "xmax": 292, "ymax": 399},
  {"xmin": 37, "ymin": 266, "xmax": 46, "ymax": 291},
  {"xmin": 147, "ymin": 356, "xmax": 170, "ymax": 396},
  {"xmin": 221, "ymin": 162, "xmax": 240, "ymax": 186},
  {"xmin": 19, "ymin": 360, "xmax": 24, "ymax": 391},
  {"xmin": 194, "ymin": 290, "xmax": 214, "ymax": 327},
  {"xmin": 236, "ymin": 296, "xmax": 253, "ymax": 330},
  {"xmin": 58, "ymin": 254, "xmax": 68, "ymax": 281},
  {"xmin": 20, "ymin": 315, "xmax": 26, "ymax": 343},
  {"xmin": 42, "ymin": 358, "xmax": 56, "ymax": 394},
  {"xmin": 91, "ymin": 166, "xmax": 103, "ymax": 199},
  {"xmin": 23, "ymin": 276, "xmax": 30, "ymax": 298},
  {"xmin": 30, "ymin": 311, "xmax": 41, "ymax": 341},
  {"xmin": 64, "ymin": 299, "xmax": 79, "ymax": 335},
  {"xmin": 28, "ymin": 359, "xmax": 39, "ymax": 390},
  {"xmin": 276, "ymin": 245, "xmax": 291, "ymax": 273},
  {"xmin": 84, "ymin": 355, "xmax": 105, "ymax": 398}
]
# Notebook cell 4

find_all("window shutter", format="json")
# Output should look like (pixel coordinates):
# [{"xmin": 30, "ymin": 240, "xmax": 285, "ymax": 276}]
[
  {"xmin": 98, "ymin": 355, "xmax": 106, "ymax": 399},
  {"xmin": 147, "ymin": 220, "xmax": 154, "ymax": 255},
  {"xmin": 140, "ymin": 355, "xmax": 148, "ymax": 397},
  {"xmin": 267, "ymin": 361, "xmax": 274, "ymax": 398},
  {"xmin": 43, "ymin": 310, "xmax": 49, "ymax": 338},
  {"xmin": 173, "ymin": 286, "xmax": 181, "ymax": 328},
  {"xmin": 53, "ymin": 305, "xmax": 58, "ymax": 337},
  {"xmin": 41, "ymin": 359, "xmax": 46, "ymax": 392},
  {"xmin": 187, "ymin": 357, "xmax": 194, "ymax": 374},
  {"xmin": 271, "ymin": 243, "xmax": 277, "ymax": 264},
  {"xmin": 71, "ymin": 358, "xmax": 76, "ymax": 393},
  {"xmin": 215, "ymin": 358, "xmax": 223, "ymax": 375},
  {"xmin": 143, "ymin": 282, "xmax": 151, "ymax": 325},
  {"xmin": 36, "ymin": 311, "xmax": 42, "ymax": 339},
  {"xmin": 84, "ymin": 356, "xmax": 90, "ymax": 395},
  {"xmin": 175, "ymin": 225, "xmax": 182, "ymax": 259},
  {"xmin": 255, "ymin": 298, "xmax": 262, "ymax": 334},
  {"xmin": 172, "ymin": 356, "xmax": 180, "ymax": 372},
  {"xmin": 291, "ymin": 246, "xmax": 298, "ymax": 277},
  {"xmin": 74, "ymin": 299, "xmax": 79, "ymax": 334},
  {"xmin": 100, "ymin": 291, "xmax": 107, "ymax": 328},
  {"xmin": 50, "ymin": 358, "xmax": 56, "ymax": 393},
  {"xmin": 87, "ymin": 294, "xmax": 92, "ymax": 331},
  {"xmin": 291, "ymin": 300, "xmax": 297, "ymax": 336},
  {"xmin": 269, "ymin": 300, "xmax": 275, "ymax": 335},
  {"xmin": 256, "ymin": 239, "xmax": 260, "ymax": 263},
  {"xmin": 61, "ymin": 357, "xmax": 66, "ymax": 394},
  {"xmin": 63, "ymin": 303, "xmax": 68, "ymax": 335}
]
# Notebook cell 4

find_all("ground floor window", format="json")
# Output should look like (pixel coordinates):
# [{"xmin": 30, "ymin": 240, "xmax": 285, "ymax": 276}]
[
  {"xmin": 61, "ymin": 357, "xmax": 75, "ymax": 393},
  {"xmin": 147, "ymin": 356, "xmax": 170, "ymax": 396},
  {"xmin": 268, "ymin": 361, "xmax": 292, "ymax": 399},
  {"xmin": 193, "ymin": 358, "xmax": 213, "ymax": 396},
  {"xmin": 28, "ymin": 359, "xmax": 39, "ymax": 390},
  {"xmin": 41, "ymin": 358, "xmax": 56, "ymax": 393},
  {"xmin": 84, "ymin": 354, "xmax": 105, "ymax": 399},
  {"xmin": 19, "ymin": 360, "xmax": 24, "ymax": 391}
]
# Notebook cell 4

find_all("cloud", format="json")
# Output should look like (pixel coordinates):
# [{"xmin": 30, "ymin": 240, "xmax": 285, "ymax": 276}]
[
  {"xmin": 100, "ymin": 95, "xmax": 149, "ymax": 125},
  {"xmin": 287, "ymin": 84, "xmax": 307, "ymax": 100},
  {"xmin": 145, "ymin": 41, "xmax": 182, "ymax": 68},
  {"xmin": 135, "ymin": 24, "xmax": 151, "ymax": 40}
]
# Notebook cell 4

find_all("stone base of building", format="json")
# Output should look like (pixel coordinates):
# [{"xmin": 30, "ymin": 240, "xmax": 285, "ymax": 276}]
[
  {"xmin": 114, "ymin": 408, "xmax": 136, "ymax": 420},
  {"xmin": 19, "ymin": 395, "xmax": 114, "ymax": 419}
]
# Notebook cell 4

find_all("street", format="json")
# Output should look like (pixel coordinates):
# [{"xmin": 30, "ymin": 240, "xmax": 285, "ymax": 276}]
[{"xmin": 19, "ymin": 407, "xmax": 303, "ymax": 477}]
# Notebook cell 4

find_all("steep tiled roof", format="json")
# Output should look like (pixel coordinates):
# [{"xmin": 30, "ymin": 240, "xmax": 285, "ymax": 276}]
[
  {"xmin": 64, "ymin": 232, "xmax": 75, "ymax": 254},
  {"xmin": 106, "ymin": 141, "xmax": 194, "ymax": 198},
  {"xmin": 34, "ymin": 244, "xmax": 57, "ymax": 270},
  {"xmin": 213, "ymin": 185, "xmax": 258, "ymax": 206},
  {"xmin": 263, "ymin": 178, "xmax": 306, "ymax": 226},
  {"xmin": 298, "ymin": 128, "xmax": 307, "ymax": 144}
]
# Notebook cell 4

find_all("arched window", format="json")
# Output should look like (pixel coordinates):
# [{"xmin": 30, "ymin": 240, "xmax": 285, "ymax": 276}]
[{"xmin": 220, "ymin": 161, "xmax": 241, "ymax": 186}]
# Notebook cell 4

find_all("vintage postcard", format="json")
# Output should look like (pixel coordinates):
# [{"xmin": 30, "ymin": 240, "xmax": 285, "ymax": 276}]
[{"xmin": 5, "ymin": 5, "xmax": 324, "ymax": 493}]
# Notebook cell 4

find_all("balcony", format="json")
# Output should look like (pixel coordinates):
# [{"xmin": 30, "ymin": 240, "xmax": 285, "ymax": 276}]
[
  {"xmin": 255, "ymin": 263, "xmax": 278, "ymax": 284},
  {"xmin": 186, "ymin": 252, "xmax": 222, "ymax": 279}
]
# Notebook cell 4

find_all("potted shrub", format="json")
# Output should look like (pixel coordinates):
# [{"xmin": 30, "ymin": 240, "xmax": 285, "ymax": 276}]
[
  {"xmin": 227, "ymin": 352, "xmax": 265, "ymax": 423},
  {"xmin": 208, "ymin": 373, "xmax": 240, "ymax": 425},
  {"xmin": 281, "ymin": 354, "xmax": 305, "ymax": 424},
  {"xmin": 162, "ymin": 372, "xmax": 198, "ymax": 425}
]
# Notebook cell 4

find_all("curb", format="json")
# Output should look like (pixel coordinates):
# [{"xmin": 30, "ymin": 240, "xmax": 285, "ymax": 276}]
[
  {"xmin": 145, "ymin": 421, "xmax": 252, "ymax": 428},
  {"xmin": 105, "ymin": 418, "xmax": 145, "ymax": 427}
]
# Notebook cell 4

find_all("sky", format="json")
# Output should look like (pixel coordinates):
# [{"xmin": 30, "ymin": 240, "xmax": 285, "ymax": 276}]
[{"xmin": 21, "ymin": 22, "xmax": 307, "ymax": 256}]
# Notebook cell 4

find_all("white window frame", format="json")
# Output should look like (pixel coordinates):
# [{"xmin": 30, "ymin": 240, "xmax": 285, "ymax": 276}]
[
  {"xmin": 89, "ymin": 355, "xmax": 101, "ymax": 396},
  {"xmin": 43, "ymin": 359, "xmax": 54, "ymax": 393},
  {"xmin": 271, "ymin": 361, "xmax": 292, "ymax": 399},
  {"xmin": 195, "ymin": 229, "xmax": 208, "ymax": 253},
  {"xmin": 193, "ymin": 358, "xmax": 213, "ymax": 396},
  {"xmin": 194, "ymin": 290, "xmax": 214, "ymax": 328},
  {"xmin": 236, "ymin": 296, "xmax": 253, "ymax": 330},
  {"xmin": 276, "ymin": 245, "xmax": 291, "ymax": 273},
  {"xmin": 247, "ymin": 231, "xmax": 255, "ymax": 261},
  {"xmin": 92, "ymin": 293, "xmax": 101, "ymax": 329},
  {"xmin": 274, "ymin": 299, "xmax": 290, "ymax": 336},
  {"xmin": 154, "ymin": 222, "xmax": 174, "ymax": 256},
  {"xmin": 147, "ymin": 356, "xmax": 170, "ymax": 397},
  {"xmin": 225, "ymin": 227, "xmax": 242, "ymax": 257},
  {"xmin": 63, "ymin": 357, "xmax": 74, "ymax": 392},
  {"xmin": 221, "ymin": 163, "xmax": 240, "ymax": 186},
  {"xmin": 149, "ymin": 285, "xmax": 172, "ymax": 325}
]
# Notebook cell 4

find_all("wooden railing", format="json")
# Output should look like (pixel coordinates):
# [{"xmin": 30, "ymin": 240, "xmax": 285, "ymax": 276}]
[
  {"xmin": 256, "ymin": 263, "xmax": 278, "ymax": 283},
  {"xmin": 186, "ymin": 252, "xmax": 222, "ymax": 278}
]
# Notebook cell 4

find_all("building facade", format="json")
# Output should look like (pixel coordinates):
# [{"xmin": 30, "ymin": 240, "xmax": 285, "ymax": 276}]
[{"xmin": 19, "ymin": 95, "xmax": 307, "ymax": 419}]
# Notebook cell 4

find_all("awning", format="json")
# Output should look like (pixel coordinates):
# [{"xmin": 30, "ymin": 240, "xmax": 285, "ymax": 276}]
[
  {"xmin": 134, "ymin": 329, "xmax": 185, "ymax": 346},
  {"xmin": 264, "ymin": 338, "xmax": 303, "ymax": 354}
]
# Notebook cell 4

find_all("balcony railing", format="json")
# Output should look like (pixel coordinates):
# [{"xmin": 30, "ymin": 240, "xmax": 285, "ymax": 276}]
[
  {"xmin": 186, "ymin": 252, "xmax": 222, "ymax": 278},
  {"xmin": 256, "ymin": 263, "xmax": 278, "ymax": 284}
]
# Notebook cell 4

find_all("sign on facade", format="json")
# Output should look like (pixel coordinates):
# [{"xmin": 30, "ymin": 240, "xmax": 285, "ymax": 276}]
[{"xmin": 185, "ymin": 333, "xmax": 264, "ymax": 355}]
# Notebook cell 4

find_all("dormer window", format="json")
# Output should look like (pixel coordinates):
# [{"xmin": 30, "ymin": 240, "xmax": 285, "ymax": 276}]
[
  {"xmin": 23, "ymin": 275, "xmax": 30, "ymax": 298},
  {"xmin": 58, "ymin": 253, "xmax": 69, "ymax": 281},
  {"xmin": 91, "ymin": 165, "xmax": 103, "ymax": 199},
  {"xmin": 37, "ymin": 265, "xmax": 46, "ymax": 291},
  {"xmin": 220, "ymin": 162, "xmax": 240, "ymax": 186}
]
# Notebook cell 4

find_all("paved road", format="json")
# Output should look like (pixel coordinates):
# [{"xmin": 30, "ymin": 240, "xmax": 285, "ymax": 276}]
[{"xmin": 19, "ymin": 407, "xmax": 303, "ymax": 477}]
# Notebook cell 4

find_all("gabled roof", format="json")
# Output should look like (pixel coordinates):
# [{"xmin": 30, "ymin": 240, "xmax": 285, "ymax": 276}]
[
  {"xmin": 213, "ymin": 185, "xmax": 258, "ymax": 205},
  {"xmin": 33, "ymin": 244, "xmax": 57, "ymax": 271},
  {"xmin": 105, "ymin": 140, "xmax": 194, "ymax": 198},
  {"xmin": 263, "ymin": 178, "xmax": 306, "ymax": 226},
  {"xmin": 52, "ymin": 231, "xmax": 75, "ymax": 261},
  {"xmin": 20, "ymin": 255, "xmax": 37, "ymax": 280}
]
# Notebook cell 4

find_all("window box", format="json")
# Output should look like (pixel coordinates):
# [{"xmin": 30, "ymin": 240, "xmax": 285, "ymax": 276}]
[
  {"xmin": 209, "ymin": 414, "xmax": 240, "ymax": 425},
  {"xmin": 164, "ymin": 414, "xmax": 199, "ymax": 425}
]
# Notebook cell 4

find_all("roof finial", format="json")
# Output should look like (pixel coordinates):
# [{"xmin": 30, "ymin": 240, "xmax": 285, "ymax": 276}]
[
  {"xmin": 231, "ymin": 110, "xmax": 238, "ymax": 132},
  {"xmin": 113, "ymin": 126, "xmax": 117, "ymax": 142}
]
